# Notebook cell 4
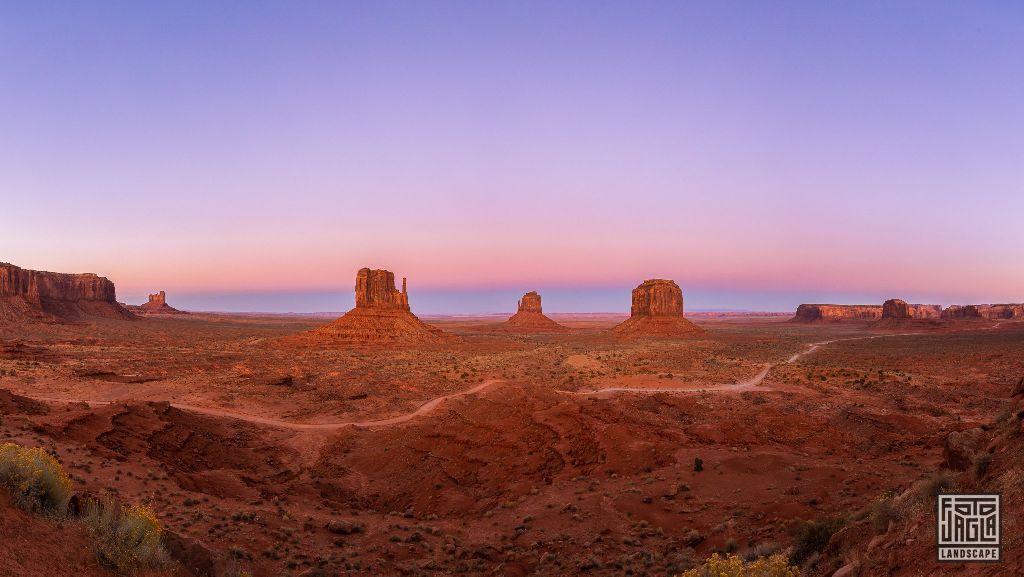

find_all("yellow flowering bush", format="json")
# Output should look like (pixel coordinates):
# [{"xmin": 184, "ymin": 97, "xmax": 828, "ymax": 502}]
[
  {"xmin": 0, "ymin": 442, "xmax": 72, "ymax": 514},
  {"xmin": 85, "ymin": 498, "xmax": 168, "ymax": 571},
  {"xmin": 678, "ymin": 553, "xmax": 800, "ymax": 577}
]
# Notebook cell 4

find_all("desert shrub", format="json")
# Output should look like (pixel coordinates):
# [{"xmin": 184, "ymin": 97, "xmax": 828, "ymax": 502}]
[
  {"xmin": 917, "ymin": 470, "xmax": 954, "ymax": 498},
  {"xmin": 694, "ymin": 457, "xmax": 704, "ymax": 472},
  {"xmin": 678, "ymin": 553, "xmax": 799, "ymax": 577},
  {"xmin": 0, "ymin": 442, "xmax": 72, "ymax": 515},
  {"xmin": 869, "ymin": 492, "xmax": 897, "ymax": 534},
  {"xmin": 84, "ymin": 498, "xmax": 168, "ymax": 572},
  {"xmin": 790, "ymin": 517, "xmax": 844, "ymax": 564},
  {"xmin": 973, "ymin": 453, "xmax": 993, "ymax": 480}
]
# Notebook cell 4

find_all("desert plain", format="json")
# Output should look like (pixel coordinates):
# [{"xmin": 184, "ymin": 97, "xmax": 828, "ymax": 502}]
[{"xmin": 2, "ymin": 275, "xmax": 1023, "ymax": 576}]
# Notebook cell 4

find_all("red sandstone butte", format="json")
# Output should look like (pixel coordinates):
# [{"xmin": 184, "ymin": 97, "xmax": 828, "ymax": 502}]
[
  {"xmin": 303, "ymin": 268, "xmax": 452, "ymax": 346},
  {"xmin": 502, "ymin": 291, "xmax": 568, "ymax": 333},
  {"xmin": 0, "ymin": 262, "xmax": 135, "ymax": 322},
  {"xmin": 129, "ymin": 291, "xmax": 187, "ymax": 315},
  {"xmin": 791, "ymin": 304, "xmax": 883, "ymax": 322},
  {"xmin": 611, "ymin": 279, "xmax": 702, "ymax": 337}
]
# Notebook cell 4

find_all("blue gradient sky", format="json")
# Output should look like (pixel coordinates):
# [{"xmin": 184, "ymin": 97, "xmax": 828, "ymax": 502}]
[{"xmin": 2, "ymin": 2, "xmax": 1022, "ymax": 313}]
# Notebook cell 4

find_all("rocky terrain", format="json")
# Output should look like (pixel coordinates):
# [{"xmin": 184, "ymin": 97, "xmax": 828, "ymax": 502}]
[
  {"xmin": 128, "ymin": 291, "xmax": 188, "ymax": 315},
  {"xmin": 501, "ymin": 291, "xmax": 568, "ymax": 333},
  {"xmin": 0, "ymin": 262, "xmax": 135, "ymax": 323},
  {"xmin": 2, "ymin": 313, "xmax": 1021, "ymax": 576},
  {"xmin": 292, "ymin": 268, "xmax": 453, "ymax": 346},
  {"xmin": 611, "ymin": 279, "xmax": 703, "ymax": 337}
]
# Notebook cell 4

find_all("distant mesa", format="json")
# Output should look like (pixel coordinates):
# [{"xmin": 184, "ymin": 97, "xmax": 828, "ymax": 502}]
[
  {"xmin": 942, "ymin": 303, "xmax": 1024, "ymax": 320},
  {"xmin": 794, "ymin": 299, "xmax": 1024, "ymax": 323},
  {"xmin": 791, "ymin": 304, "xmax": 883, "ymax": 322},
  {"xmin": 611, "ymin": 279, "xmax": 703, "ymax": 338},
  {"xmin": 0, "ymin": 262, "xmax": 135, "ymax": 323},
  {"xmin": 501, "ymin": 291, "xmax": 568, "ymax": 333},
  {"xmin": 872, "ymin": 298, "xmax": 943, "ymax": 327},
  {"xmin": 301, "ymin": 268, "xmax": 453, "ymax": 346},
  {"xmin": 127, "ymin": 291, "xmax": 187, "ymax": 315}
]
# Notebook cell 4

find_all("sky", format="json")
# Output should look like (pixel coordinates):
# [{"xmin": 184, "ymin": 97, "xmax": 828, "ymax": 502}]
[{"xmin": 1, "ymin": 2, "xmax": 1022, "ymax": 313}]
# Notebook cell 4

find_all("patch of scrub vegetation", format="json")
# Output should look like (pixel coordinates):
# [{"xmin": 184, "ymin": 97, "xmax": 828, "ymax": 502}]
[
  {"xmin": 677, "ymin": 553, "xmax": 799, "ymax": 577},
  {"xmin": 0, "ymin": 442, "xmax": 72, "ymax": 515},
  {"xmin": 84, "ymin": 497, "xmax": 169, "ymax": 572}
]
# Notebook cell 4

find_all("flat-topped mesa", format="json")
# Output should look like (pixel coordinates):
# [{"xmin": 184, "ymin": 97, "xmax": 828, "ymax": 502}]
[
  {"xmin": 355, "ymin": 268, "xmax": 409, "ymax": 310},
  {"xmin": 502, "ymin": 291, "xmax": 567, "ymax": 333},
  {"xmin": 129, "ymin": 290, "xmax": 187, "ymax": 315},
  {"xmin": 612, "ymin": 279, "xmax": 702, "ymax": 337},
  {"xmin": 880, "ymin": 299, "xmax": 943, "ymax": 320},
  {"xmin": 942, "ymin": 303, "xmax": 1024, "ymax": 320},
  {"xmin": 873, "ymin": 299, "xmax": 944, "ymax": 327},
  {"xmin": 791, "ymin": 304, "xmax": 883, "ymax": 322},
  {"xmin": 988, "ymin": 304, "xmax": 1024, "ymax": 319},
  {"xmin": 299, "ymin": 268, "xmax": 453, "ymax": 347},
  {"xmin": 0, "ymin": 262, "xmax": 135, "ymax": 322}
]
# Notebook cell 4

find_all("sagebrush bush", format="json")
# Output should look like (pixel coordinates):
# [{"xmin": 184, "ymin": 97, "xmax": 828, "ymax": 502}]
[
  {"xmin": 0, "ymin": 442, "xmax": 72, "ymax": 515},
  {"xmin": 84, "ymin": 498, "xmax": 168, "ymax": 572},
  {"xmin": 790, "ymin": 517, "xmax": 844, "ymax": 564},
  {"xmin": 678, "ymin": 553, "xmax": 799, "ymax": 577},
  {"xmin": 870, "ymin": 492, "xmax": 898, "ymax": 534}
]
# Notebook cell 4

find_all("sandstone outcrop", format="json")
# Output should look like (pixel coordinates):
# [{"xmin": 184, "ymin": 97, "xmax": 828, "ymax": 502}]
[
  {"xmin": 942, "ymin": 303, "xmax": 1024, "ymax": 320},
  {"xmin": 302, "ymin": 268, "xmax": 453, "ymax": 346},
  {"xmin": 0, "ymin": 262, "xmax": 135, "ymax": 322},
  {"xmin": 128, "ymin": 291, "xmax": 187, "ymax": 315},
  {"xmin": 611, "ymin": 279, "xmax": 703, "ymax": 337},
  {"xmin": 501, "ymin": 291, "xmax": 568, "ymax": 333},
  {"xmin": 873, "ymin": 299, "xmax": 944, "ymax": 327},
  {"xmin": 791, "ymin": 304, "xmax": 882, "ymax": 322}
]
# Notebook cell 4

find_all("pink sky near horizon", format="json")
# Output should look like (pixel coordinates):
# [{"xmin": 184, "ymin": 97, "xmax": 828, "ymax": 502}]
[{"xmin": 1, "ymin": 2, "xmax": 1022, "ymax": 311}]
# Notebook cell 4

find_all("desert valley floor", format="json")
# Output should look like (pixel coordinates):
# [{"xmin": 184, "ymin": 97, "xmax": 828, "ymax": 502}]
[{"xmin": 2, "ymin": 314, "xmax": 1023, "ymax": 576}]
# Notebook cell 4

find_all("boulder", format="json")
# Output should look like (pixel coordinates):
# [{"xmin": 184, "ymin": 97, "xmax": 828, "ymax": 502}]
[{"xmin": 943, "ymin": 428, "xmax": 986, "ymax": 471}]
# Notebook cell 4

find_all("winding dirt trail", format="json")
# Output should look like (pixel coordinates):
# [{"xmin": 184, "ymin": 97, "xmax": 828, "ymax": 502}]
[
  {"xmin": 22, "ymin": 329, "xmax": 963, "ymax": 428},
  {"xmin": 559, "ymin": 332, "xmax": 924, "ymax": 397},
  {"xmin": 30, "ymin": 379, "xmax": 505, "ymax": 431}
]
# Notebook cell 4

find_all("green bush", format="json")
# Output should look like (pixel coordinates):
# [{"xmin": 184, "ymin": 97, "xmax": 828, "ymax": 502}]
[{"xmin": 0, "ymin": 442, "xmax": 72, "ymax": 515}]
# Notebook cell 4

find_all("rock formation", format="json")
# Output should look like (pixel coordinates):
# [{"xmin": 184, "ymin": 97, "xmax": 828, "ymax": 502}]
[
  {"xmin": 301, "ymin": 268, "xmax": 453, "ymax": 346},
  {"xmin": 0, "ymin": 262, "xmax": 135, "ymax": 322},
  {"xmin": 988, "ymin": 304, "xmax": 1024, "ymax": 319},
  {"xmin": 873, "ymin": 299, "xmax": 944, "ymax": 328},
  {"xmin": 791, "ymin": 304, "xmax": 883, "ymax": 322},
  {"xmin": 611, "ymin": 279, "xmax": 703, "ymax": 337},
  {"xmin": 501, "ymin": 291, "xmax": 568, "ymax": 333},
  {"xmin": 942, "ymin": 303, "xmax": 1024, "ymax": 320},
  {"xmin": 128, "ymin": 291, "xmax": 187, "ymax": 315}
]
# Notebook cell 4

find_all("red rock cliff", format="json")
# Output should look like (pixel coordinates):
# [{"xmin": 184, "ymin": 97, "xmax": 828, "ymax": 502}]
[
  {"xmin": 612, "ymin": 279, "xmax": 701, "ymax": 337},
  {"xmin": 355, "ymin": 268, "xmax": 410, "ymax": 310},
  {"xmin": 630, "ymin": 279, "xmax": 684, "ymax": 317},
  {"xmin": 518, "ymin": 291, "xmax": 543, "ymax": 314},
  {"xmin": 792, "ymin": 304, "xmax": 883, "ymax": 322},
  {"xmin": 0, "ymin": 262, "xmax": 134, "ymax": 321}
]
